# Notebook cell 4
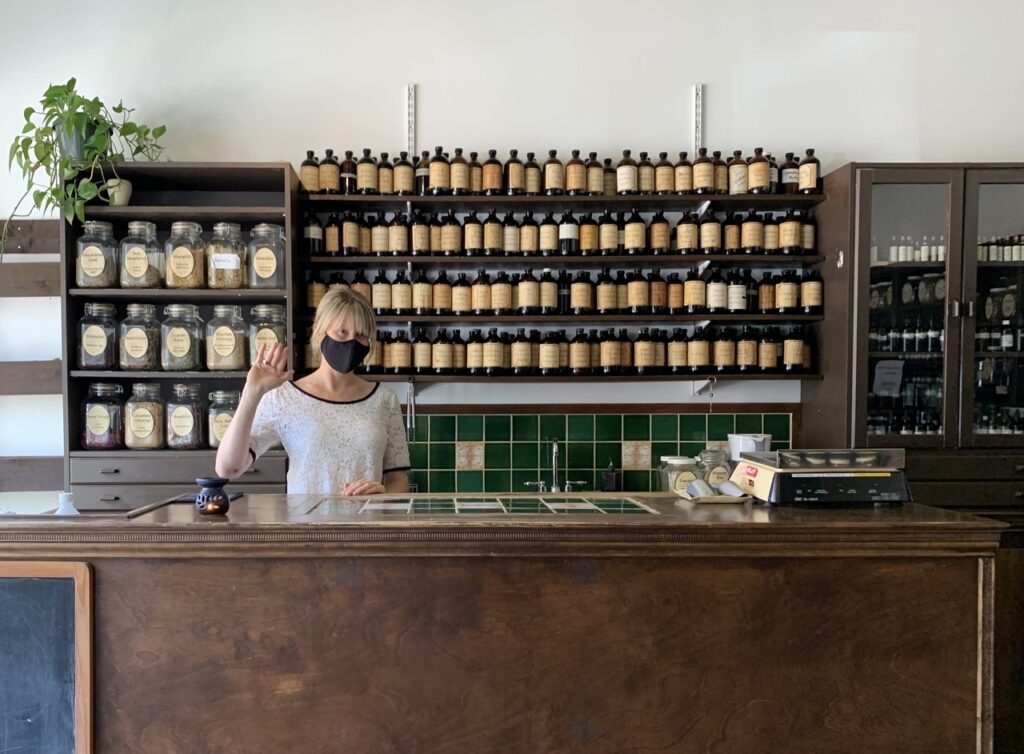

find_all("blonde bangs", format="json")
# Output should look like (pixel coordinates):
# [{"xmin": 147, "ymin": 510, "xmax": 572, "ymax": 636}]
[{"xmin": 311, "ymin": 288, "xmax": 377, "ymax": 350}]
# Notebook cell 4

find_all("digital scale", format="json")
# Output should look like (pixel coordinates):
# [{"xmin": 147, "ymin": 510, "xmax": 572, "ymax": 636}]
[{"xmin": 729, "ymin": 449, "xmax": 911, "ymax": 507}]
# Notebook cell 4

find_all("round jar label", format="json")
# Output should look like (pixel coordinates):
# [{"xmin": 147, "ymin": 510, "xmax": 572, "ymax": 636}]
[
  {"xmin": 169, "ymin": 246, "xmax": 195, "ymax": 278},
  {"xmin": 82, "ymin": 325, "xmax": 108, "ymax": 356},
  {"xmin": 706, "ymin": 466, "xmax": 730, "ymax": 486},
  {"xmin": 255, "ymin": 328, "xmax": 280, "ymax": 351},
  {"xmin": 1003, "ymin": 292, "xmax": 1017, "ymax": 318},
  {"xmin": 85, "ymin": 404, "xmax": 110, "ymax": 436},
  {"xmin": 935, "ymin": 279, "xmax": 947, "ymax": 301},
  {"xmin": 211, "ymin": 326, "xmax": 238, "ymax": 357},
  {"xmin": 212, "ymin": 412, "xmax": 233, "ymax": 442},
  {"xmin": 672, "ymin": 470, "xmax": 697, "ymax": 493},
  {"xmin": 901, "ymin": 282, "xmax": 914, "ymax": 305},
  {"xmin": 166, "ymin": 326, "xmax": 192, "ymax": 358},
  {"xmin": 123, "ymin": 327, "xmax": 150, "ymax": 358},
  {"xmin": 79, "ymin": 245, "xmax": 106, "ymax": 278},
  {"xmin": 170, "ymin": 406, "xmax": 195, "ymax": 437},
  {"xmin": 129, "ymin": 407, "xmax": 155, "ymax": 439},
  {"xmin": 123, "ymin": 247, "xmax": 149, "ymax": 278}
]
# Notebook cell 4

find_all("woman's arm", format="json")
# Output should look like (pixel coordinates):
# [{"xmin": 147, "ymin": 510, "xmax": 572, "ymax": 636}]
[
  {"xmin": 341, "ymin": 472, "xmax": 408, "ymax": 496},
  {"xmin": 384, "ymin": 470, "xmax": 410, "ymax": 493},
  {"xmin": 215, "ymin": 343, "xmax": 292, "ymax": 479}
]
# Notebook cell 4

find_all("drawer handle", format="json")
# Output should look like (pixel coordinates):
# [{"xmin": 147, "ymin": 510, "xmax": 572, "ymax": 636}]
[
  {"xmin": 243, "ymin": 468, "xmax": 260, "ymax": 475},
  {"xmin": 99, "ymin": 468, "xmax": 120, "ymax": 475},
  {"xmin": 99, "ymin": 495, "xmax": 121, "ymax": 502}
]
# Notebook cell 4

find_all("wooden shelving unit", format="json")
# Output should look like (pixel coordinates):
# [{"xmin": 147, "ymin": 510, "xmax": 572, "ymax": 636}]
[
  {"xmin": 68, "ymin": 288, "xmax": 288, "ymax": 301},
  {"xmin": 365, "ymin": 372, "xmax": 821, "ymax": 383},
  {"xmin": 307, "ymin": 254, "xmax": 822, "ymax": 267},
  {"xmin": 363, "ymin": 313, "xmax": 820, "ymax": 325}
]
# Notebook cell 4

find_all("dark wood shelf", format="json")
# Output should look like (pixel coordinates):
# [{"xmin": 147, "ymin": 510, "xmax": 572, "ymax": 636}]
[
  {"xmin": 85, "ymin": 206, "xmax": 287, "ymax": 222},
  {"xmin": 369, "ymin": 313, "xmax": 822, "ymax": 325},
  {"xmin": 362, "ymin": 372, "xmax": 821, "ymax": 383},
  {"xmin": 870, "ymin": 261, "xmax": 945, "ymax": 270},
  {"xmin": 69, "ymin": 449, "xmax": 286, "ymax": 459},
  {"xmin": 68, "ymin": 288, "xmax": 287, "ymax": 301},
  {"xmin": 298, "ymin": 193, "xmax": 824, "ymax": 213},
  {"xmin": 978, "ymin": 260, "xmax": 1024, "ymax": 267},
  {"xmin": 69, "ymin": 371, "xmax": 247, "ymax": 380},
  {"xmin": 974, "ymin": 351, "xmax": 1024, "ymax": 358},
  {"xmin": 305, "ymin": 253, "xmax": 821, "ymax": 268},
  {"xmin": 868, "ymin": 351, "xmax": 943, "ymax": 358}
]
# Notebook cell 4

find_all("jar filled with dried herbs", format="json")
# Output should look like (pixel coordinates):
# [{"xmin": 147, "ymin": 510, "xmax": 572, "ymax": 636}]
[
  {"xmin": 76, "ymin": 220, "xmax": 117, "ymax": 288},
  {"xmin": 119, "ymin": 303, "xmax": 160, "ymax": 370},
  {"xmin": 164, "ymin": 221, "xmax": 206, "ymax": 289},
  {"xmin": 208, "ymin": 390, "xmax": 239, "ymax": 449},
  {"xmin": 161, "ymin": 304, "xmax": 203, "ymax": 371},
  {"xmin": 206, "ymin": 305, "xmax": 247, "ymax": 371},
  {"xmin": 247, "ymin": 223, "xmax": 286, "ymax": 289},
  {"xmin": 166, "ymin": 383, "xmax": 205, "ymax": 450},
  {"xmin": 81, "ymin": 382, "xmax": 125, "ymax": 450},
  {"xmin": 78, "ymin": 302, "xmax": 118, "ymax": 370},
  {"xmin": 206, "ymin": 222, "xmax": 246, "ymax": 289},
  {"xmin": 125, "ymin": 383, "xmax": 165, "ymax": 450},
  {"xmin": 119, "ymin": 221, "xmax": 163, "ymax": 288},
  {"xmin": 249, "ymin": 304, "xmax": 287, "ymax": 364}
]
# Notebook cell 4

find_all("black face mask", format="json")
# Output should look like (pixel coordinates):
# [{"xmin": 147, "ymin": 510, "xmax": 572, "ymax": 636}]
[{"xmin": 320, "ymin": 334, "xmax": 370, "ymax": 374}]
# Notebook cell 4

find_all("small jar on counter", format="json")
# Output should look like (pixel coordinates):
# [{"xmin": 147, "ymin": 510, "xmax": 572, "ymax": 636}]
[
  {"xmin": 161, "ymin": 304, "xmax": 203, "ymax": 371},
  {"xmin": 659, "ymin": 455, "xmax": 700, "ymax": 494},
  {"xmin": 78, "ymin": 302, "xmax": 118, "ymax": 370},
  {"xmin": 165, "ymin": 222, "xmax": 206, "ymax": 288},
  {"xmin": 119, "ymin": 303, "xmax": 160, "ymax": 371},
  {"xmin": 76, "ymin": 220, "xmax": 117, "ymax": 288},
  {"xmin": 249, "ymin": 304, "xmax": 287, "ymax": 364},
  {"xmin": 119, "ymin": 221, "xmax": 163, "ymax": 288},
  {"xmin": 208, "ymin": 390, "xmax": 240, "ymax": 449},
  {"xmin": 125, "ymin": 382, "xmax": 165, "ymax": 450},
  {"xmin": 698, "ymin": 448, "xmax": 733, "ymax": 486},
  {"xmin": 206, "ymin": 305, "xmax": 248, "ymax": 371},
  {"xmin": 166, "ymin": 383, "xmax": 205, "ymax": 450},
  {"xmin": 81, "ymin": 382, "xmax": 125, "ymax": 450},
  {"xmin": 206, "ymin": 222, "xmax": 246, "ymax": 289},
  {"xmin": 248, "ymin": 223, "xmax": 286, "ymax": 289}
]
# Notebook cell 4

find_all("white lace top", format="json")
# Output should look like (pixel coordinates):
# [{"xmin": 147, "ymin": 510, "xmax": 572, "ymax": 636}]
[{"xmin": 249, "ymin": 381, "xmax": 410, "ymax": 494}]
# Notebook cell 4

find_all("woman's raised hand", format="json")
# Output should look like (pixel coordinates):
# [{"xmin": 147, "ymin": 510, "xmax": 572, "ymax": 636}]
[{"xmin": 245, "ymin": 343, "xmax": 293, "ymax": 397}]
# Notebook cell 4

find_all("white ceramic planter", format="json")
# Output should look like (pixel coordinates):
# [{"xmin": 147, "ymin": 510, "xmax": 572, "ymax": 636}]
[{"xmin": 105, "ymin": 178, "xmax": 133, "ymax": 206}]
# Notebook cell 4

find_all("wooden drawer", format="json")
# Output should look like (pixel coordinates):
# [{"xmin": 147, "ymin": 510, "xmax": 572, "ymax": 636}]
[
  {"xmin": 70, "ymin": 483, "xmax": 287, "ymax": 511},
  {"xmin": 71, "ymin": 453, "xmax": 286, "ymax": 485},
  {"xmin": 910, "ymin": 480, "xmax": 1024, "ymax": 507},
  {"xmin": 906, "ymin": 452, "xmax": 1024, "ymax": 481}
]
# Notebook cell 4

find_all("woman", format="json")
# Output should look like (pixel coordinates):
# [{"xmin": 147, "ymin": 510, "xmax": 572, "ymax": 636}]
[{"xmin": 215, "ymin": 287, "xmax": 410, "ymax": 495}]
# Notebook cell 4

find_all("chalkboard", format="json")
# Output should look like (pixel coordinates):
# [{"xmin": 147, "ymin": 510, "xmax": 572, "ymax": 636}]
[{"xmin": 0, "ymin": 563, "xmax": 92, "ymax": 754}]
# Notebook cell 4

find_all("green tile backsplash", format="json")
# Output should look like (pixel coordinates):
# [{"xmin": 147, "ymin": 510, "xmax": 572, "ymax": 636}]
[{"xmin": 406, "ymin": 412, "xmax": 792, "ymax": 494}]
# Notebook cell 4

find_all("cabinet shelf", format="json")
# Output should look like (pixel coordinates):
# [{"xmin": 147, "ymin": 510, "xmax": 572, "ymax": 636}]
[
  {"xmin": 974, "ymin": 351, "xmax": 1024, "ymax": 358},
  {"xmin": 299, "ymin": 193, "xmax": 824, "ymax": 213},
  {"xmin": 363, "ymin": 372, "xmax": 821, "ymax": 383},
  {"xmin": 85, "ymin": 206, "xmax": 287, "ymax": 222},
  {"xmin": 978, "ymin": 260, "xmax": 1024, "ymax": 267},
  {"xmin": 309, "ymin": 313, "xmax": 823, "ymax": 326},
  {"xmin": 870, "ymin": 261, "xmax": 945, "ymax": 270},
  {"xmin": 868, "ymin": 351, "xmax": 943, "ymax": 358},
  {"xmin": 69, "ymin": 371, "xmax": 247, "ymax": 380},
  {"xmin": 68, "ymin": 288, "xmax": 287, "ymax": 301},
  {"xmin": 304, "ymin": 254, "xmax": 821, "ymax": 268}
]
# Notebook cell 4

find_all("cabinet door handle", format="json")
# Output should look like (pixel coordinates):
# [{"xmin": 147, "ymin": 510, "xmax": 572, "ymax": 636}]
[
  {"xmin": 99, "ymin": 495, "xmax": 121, "ymax": 502},
  {"xmin": 99, "ymin": 468, "xmax": 120, "ymax": 475},
  {"xmin": 967, "ymin": 301, "xmax": 976, "ymax": 318},
  {"xmin": 951, "ymin": 300, "xmax": 961, "ymax": 318},
  {"xmin": 242, "ymin": 468, "xmax": 260, "ymax": 475}
]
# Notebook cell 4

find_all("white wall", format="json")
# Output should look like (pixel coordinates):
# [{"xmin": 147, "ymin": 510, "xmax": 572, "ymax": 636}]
[{"xmin": 2, "ymin": 0, "xmax": 1023, "ymax": 455}]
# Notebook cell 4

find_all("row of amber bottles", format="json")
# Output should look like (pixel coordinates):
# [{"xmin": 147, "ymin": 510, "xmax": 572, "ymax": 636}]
[
  {"xmin": 310, "ymin": 325, "xmax": 812, "ymax": 375},
  {"xmin": 308, "ymin": 268, "xmax": 823, "ymax": 317},
  {"xmin": 304, "ymin": 208, "xmax": 817, "ymax": 257},
  {"xmin": 299, "ymin": 148, "xmax": 822, "ymax": 196}
]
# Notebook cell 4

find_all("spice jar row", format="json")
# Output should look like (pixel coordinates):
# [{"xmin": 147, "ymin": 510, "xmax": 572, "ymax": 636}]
[
  {"xmin": 304, "ymin": 325, "xmax": 814, "ymax": 376},
  {"xmin": 77, "ymin": 302, "xmax": 287, "ymax": 372},
  {"xmin": 308, "ymin": 268, "xmax": 823, "ymax": 317},
  {"xmin": 80, "ymin": 382, "xmax": 240, "ymax": 451},
  {"xmin": 303, "ymin": 208, "xmax": 817, "ymax": 257},
  {"xmin": 75, "ymin": 220, "xmax": 286, "ymax": 289},
  {"xmin": 299, "ymin": 147, "xmax": 822, "ymax": 196}
]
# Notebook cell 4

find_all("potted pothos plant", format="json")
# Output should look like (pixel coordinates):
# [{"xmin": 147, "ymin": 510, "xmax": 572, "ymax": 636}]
[{"xmin": 2, "ymin": 78, "xmax": 167, "ymax": 254}]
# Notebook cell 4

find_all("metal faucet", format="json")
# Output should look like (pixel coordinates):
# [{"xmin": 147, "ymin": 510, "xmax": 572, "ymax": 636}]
[{"xmin": 550, "ymin": 437, "xmax": 560, "ymax": 492}]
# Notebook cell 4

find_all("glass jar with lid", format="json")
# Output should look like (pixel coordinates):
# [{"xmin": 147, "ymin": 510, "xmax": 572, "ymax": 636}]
[
  {"xmin": 161, "ymin": 304, "xmax": 203, "ymax": 371},
  {"xmin": 76, "ymin": 220, "xmax": 117, "ymax": 287},
  {"xmin": 206, "ymin": 305, "xmax": 248, "ymax": 371},
  {"xmin": 659, "ymin": 456, "xmax": 700, "ymax": 494},
  {"xmin": 119, "ymin": 221, "xmax": 163, "ymax": 288},
  {"xmin": 206, "ymin": 222, "xmax": 246, "ymax": 289},
  {"xmin": 119, "ymin": 303, "xmax": 160, "ymax": 370},
  {"xmin": 698, "ymin": 448, "xmax": 733, "ymax": 486},
  {"xmin": 81, "ymin": 382, "xmax": 124, "ymax": 450},
  {"xmin": 208, "ymin": 390, "xmax": 240, "ymax": 449},
  {"xmin": 247, "ymin": 223, "xmax": 286, "ymax": 289},
  {"xmin": 165, "ymin": 221, "xmax": 206, "ymax": 288},
  {"xmin": 249, "ymin": 304, "xmax": 287, "ymax": 364},
  {"xmin": 78, "ymin": 302, "xmax": 118, "ymax": 369},
  {"xmin": 125, "ymin": 383, "xmax": 165, "ymax": 450},
  {"xmin": 166, "ymin": 383, "xmax": 205, "ymax": 450}
]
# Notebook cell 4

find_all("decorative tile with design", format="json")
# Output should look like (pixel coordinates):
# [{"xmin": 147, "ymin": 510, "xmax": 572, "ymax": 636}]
[
  {"xmin": 455, "ymin": 441, "xmax": 484, "ymax": 471},
  {"xmin": 621, "ymin": 440, "xmax": 652, "ymax": 470}
]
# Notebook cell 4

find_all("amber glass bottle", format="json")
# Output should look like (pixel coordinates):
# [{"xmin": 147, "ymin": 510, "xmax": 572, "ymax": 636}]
[
  {"xmin": 388, "ymin": 212, "xmax": 409, "ymax": 256},
  {"xmin": 462, "ymin": 213, "xmax": 483, "ymax": 256},
  {"xmin": 723, "ymin": 212, "xmax": 741, "ymax": 254},
  {"xmin": 603, "ymin": 158, "xmax": 616, "ymax": 196},
  {"xmin": 566, "ymin": 149, "xmax": 587, "ymax": 195},
  {"xmin": 655, "ymin": 152, "xmax": 674, "ymax": 194},
  {"xmin": 623, "ymin": 208, "xmax": 646, "ymax": 255},
  {"xmin": 415, "ymin": 150, "xmax": 431, "ymax": 195},
  {"xmin": 378, "ymin": 152, "xmax": 394, "ymax": 195},
  {"xmin": 712, "ymin": 150, "xmax": 728, "ymax": 194},
  {"xmin": 467, "ymin": 151, "xmax": 483, "ymax": 194},
  {"xmin": 780, "ymin": 152, "xmax": 799, "ymax": 194},
  {"xmin": 324, "ymin": 212, "xmax": 340, "ymax": 256},
  {"xmin": 492, "ymin": 271, "xmax": 513, "ymax": 315},
  {"xmin": 518, "ymin": 269, "xmax": 540, "ymax": 315},
  {"xmin": 688, "ymin": 326, "xmax": 710, "ymax": 373},
  {"xmin": 520, "ymin": 212, "xmax": 539, "ymax": 256},
  {"xmin": 570, "ymin": 271, "xmax": 594, "ymax": 314},
  {"xmin": 543, "ymin": 149, "xmax": 564, "ymax": 195},
  {"xmin": 481, "ymin": 149, "xmax": 502, "ymax": 195},
  {"xmin": 596, "ymin": 268, "xmax": 617, "ymax": 314},
  {"xmin": 683, "ymin": 268, "xmax": 706, "ymax": 314},
  {"xmin": 300, "ymin": 150, "xmax": 320, "ymax": 194},
  {"xmin": 558, "ymin": 211, "xmax": 580, "ymax": 255},
  {"xmin": 616, "ymin": 150, "xmax": 638, "ymax": 195},
  {"xmin": 440, "ymin": 209, "xmax": 463, "ymax": 257},
  {"xmin": 692, "ymin": 147, "xmax": 714, "ymax": 194},
  {"xmin": 505, "ymin": 149, "xmax": 525, "ymax": 195},
  {"xmin": 524, "ymin": 151, "xmax": 542, "ymax": 195},
  {"xmin": 319, "ymin": 149, "xmax": 340, "ymax": 194},
  {"xmin": 429, "ymin": 146, "xmax": 451, "ymax": 195},
  {"xmin": 727, "ymin": 150, "xmax": 747, "ymax": 195},
  {"xmin": 338, "ymin": 150, "xmax": 356, "ymax": 194},
  {"xmin": 705, "ymin": 268, "xmax": 727, "ymax": 313},
  {"xmin": 676, "ymin": 212, "xmax": 699, "ymax": 254},
  {"xmin": 598, "ymin": 210, "xmax": 618, "ymax": 255},
  {"xmin": 392, "ymin": 269, "xmax": 412, "ymax": 315},
  {"xmin": 482, "ymin": 210, "xmax": 502, "ymax": 257},
  {"xmin": 394, "ymin": 151, "xmax": 414, "ymax": 195},
  {"xmin": 637, "ymin": 151, "xmax": 655, "ymax": 194},
  {"xmin": 502, "ymin": 214, "xmax": 521, "ymax": 256},
  {"xmin": 451, "ymin": 272, "xmax": 472, "ymax": 315},
  {"xmin": 648, "ymin": 211, "xmax": 670, "ymax": 255},
  {"xmin": 432, "ymin": 270, "xmax": 453, "ymax": 315},
  {"xmin": 798, "ymin": 148, "xmax": 821, "ymax": 194},
  {"xmin": 412, "ymin": 268, "xmax": 432, "ymax": 315},
  {"xmin": 579, "ymin": 213, "xmax": 599, "ymax": 256},
  {"xmin": 356, "ymin": 148, "xmax": 378, "ymax": 195},
  {"xmin": 741, "ymin": 211, "xmax": 764, "ymax": 254},
  {"xmin": 674, "ymin": 151, "xmax": 693, "ymax": 194},
  {"xmin": 585, "ymin": 152, "xmax": 604, "ymax": 195},
  {"xmin": 699, "ymin": 213, "xmax": 722, "ymax": 254},
  {"xmin": 747, "ymin": 147, "xmax": 770, "ymax": 194},
  {"xmin": 471, "ymin": 269, "xmax": 492, "ymax": 315},
  {"xmin": 539, "ymin": 212, "xmax": 559, "ymax": 257},
  {"xmin": 511, "ymin": 328, "xmax": 533, "ymax": 376},
  {"xmin": 450, "ymin": 148, "xmax": 470, "ymax": 195}
]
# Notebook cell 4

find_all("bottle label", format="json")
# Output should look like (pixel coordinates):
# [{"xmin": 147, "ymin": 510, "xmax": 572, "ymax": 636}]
[
  {"xmin": 580, "ymin": 224, "xmax": 599, "ymax": 250},
  {"xmin": 471, "ymin": 283, "xmax": 492, "ymax": 310},
  {"xmin": 351, "ymin": 283, "xmax": 371, "ymax": 302},
  {"xmin": 627, "ymin": 280, "xmax": 650, "ymax": 307},
  {"xmin": 492, "ymin": 283, "xmax": 512, "ymax": 309},
  {"xmin": 166, "ymin": 326, "xmax": 192, "ymax": 357},
  {"xmin": 392, "ymin": 341, "xmax": 411, "ymax": 368},
  {"xmin": 432, "ymin": 344, "xmax": 453, "ymax": 369},
  {"xmin": 738, "ymin": 340, "xmax": 757, "ymax": 365},
  {"xmin": 482, "ymin": 222, "xmax": 502, "ymax": 250},
  {"xmin": 415, "ymin": 167, "xmax": 429, "ymax": 179},
  {"xmin": 168, "ymin": 247, "xmax": 195, "ymax": 278},
  {"xmin": 600, "ymin": 340, "xmax": 621, "ymax": 366},
  {"xmin": 540, "ymin": 225, "xmax": 559, "ymax": 250},
  {"xmin": 798, "ymin": 163, "xmax": 818, "ymax": 191},
  {"xmin": 514, "ymin": 225, "xmax": 536, "ymax": 252},
  {"xmin": 392, "ymin": 284, "xmax": 412, "ymax": 309},
  {"xmin": 511, "ymin": 342, "xmax": 532, "ymax": 368},
  {"xmin": 624, "ymin": 222, "xmax": 646, "ymax": 249},
  {"xmin": 452, "ymin": 344, "xmax": 466, "ymax": 370},
  {"xmin": 650, "ymin": 281, "xmax": 667, "ymax": 308},
  {"xmin": 688, "ymin": 340, "xmax": 710, "ymax": 365},
  {"xmin": 599, "ymin": 223, "xmax": 619, "ymax": 249},
  {"xmin": 324, "ymin": 226, "xmax": 340, "ymax": 252},
  {"xmin": 769, "ymin": 166, "xmax": 779, "ymax": 184},
  {"xmin": 635, "ymin": 342, "xmax": 657, "ymax": 366},
  {"xmin": 452, "ymin": 287, "xmax": 472, "ymax": 311},
  {"xmin": 707, "ymin": 282, "xmax": 727, "ymax": 308},
  {"xmin": 571, "ymin": 282, "xmax": 593, "ymax": 309},
  {"xmin": 518, "ymin": 280, "xmax": 540, "ymax": 307},
  {"xmin": 413, "ymin": 342, "xmax": 431, "ymax": 368},
  {"xmin": 764, "ymin": 225, "xmax": 780, "ymax": 250},
  {"xmin": 207, "ymin": 325, "xmax": 237, "ymax": 357},
  {"xmin": 668, "ymin": 283, "xmax": 684, "ymax": 310},
  {"xmin": 85, "ymin": 404, "xmax": 110, "ymax": 437},
  {"xmin": 603, "ymin": 173, "xmax": 616, "ymax": 196},
  {"xmin": 650, "ymin": 223, "xmax": 670, "ymax": 249},
  {"xmin": 758, "ymin": 284, "xmax": 776, "ymax": 311},
  {"xmin": 526, "ymin": 167, "xmax": 542, "ymax": 194},
  {"xmin": 474, "ymin": 163, "xmax": 499, "ymax": 192},
  {"xmin": 714, "ymin": 165, "xmax": 728, "ymax": 191},
  {"xmin": 429, "ymin": 162, "xmax": 450, "ymax": 189},
  {"xmin": 801, "ymin": 281, "xmax": 823, "ymax": 307},
  {"xmin": 389, "ymin": 225, "xmax": 409, "ymax": 252},
  {"xmin": 620, "ymin": 341, "xmax": 633, "ymax": 367},
  {"xmin": 170, "ymin": 405, "xmax": 195, "ymax": 437},
  {"xmin": 675, "ymin": 165, "xmax": 693, "ymax": 192},
  {"xmin": 394, "ymin": 165, "xmax": 414, "ymax": 193},
  {"xmin": 655, "ymin": 166, "xmax": 674, "ymax": 192},
  {"xmin": 356, "ymin": 162, "xmax": 378, "ymax": 191},
  {"xmin": 433, "ymin": 284, "xmax": 452, "ymax": 310},
  {"xmin": 372, "ymin": 283, "xmax": 393, "ymax": 309},
  {"xmin": 128, "ymin": 407, "xmax": 155, "ymax": 439},
  {"xmin": 587, "ymin": 166, "xmax": 604, "ymax": 194},
  {"xmin": 741, "ymin": 222, "xmax": 764, "ymax": 249},
  {"xmin": 638, "ymin": 167, "xmax": 654, "ymax": 193},
  {"xmin": 596, "ymin": 284, "xmax": 617, "ymax": 310},
  {"xmin": 699, "ymin": 223, "xmax": 721, "ymax": 249},
  {"xmin": 616, "ymin": 165, "xmax": 638, "ymax": 193},
  {"xmin": 540, "ymin": 281, "xmax": 558, "ymax": 307},
  {"xmin": 306, "ymin": 225, "xmax": 324, "ymax": 242},
  {"xmin": 123, "ymin": 246, "xmax": 150, "ymax": 278},
  {"xmin": 508, "ymin": 163, "xmax": 525, "ymax": 190},
  {"xmin": 252, "ymin": 248, "xmax": 278, "ymax": 279},
  {"xmin": 683, "ymin": 280, "xmax": 706, "ymax": 306},
  {"xmin": 727, "ymin": 284, "xmax": 747, "ymax": 310},
  {"xmin": 566, "ymin": 163, "xmax": 586, "ymax": 190},
  {"xmin": 714, "ymin": 340, "xmax": 736, "ymax": 366},
  {"xmin": 300, "ymin": 165, "xmax": 320, "ymax": 193},
  {"xmin": 544, "ymin": 163, "xmax": 564, "ymax": 190},
  {"xmin": 724, "ymin": 225, "xmax": 741, "ymax": 249},
  {"xmin": 319, "ymin": 162, "xmax": 340, "ymax": 189},
  {"xmin": 782, "ymin": 167, "xmax": 799, "ymax": 186},
  {"xmin": 441, "ymin": 225, "xmax": 462, "ymax": 251},
  {"xmin": 412, "ymin": 283, "xmax": 432, "ymax": 309},
  {"xmin": 370, "ymin": 226, "xmax": 388, "ymax": 253},
  {"xmin": 668, "ymin": 341, "xmax": 687, "ymax": 367},
  {"xmin": 343, "ymin": 222, "xmax": 360, "ymax": 248},
  {"xmin": 801, "ymin": 224, "xmax": 816, "ymax": 250},
  {"xmin": 784, "ymin": 338, "xmax": 804, "ymax": 365},
  {"xmin": 759, "ymin": 342, "xmax": 779, "ymax": 369},
  {"xmin": 379, "ymin": 167, "xmax": 396, "ymax": 194},
  {"xmin": 123, "ymin": 326, "xmax": 150, "ymax": 358},
  {"xmin": 450, "ymin": 163, "xmax": 470, "ymax": 190},
  {"xmin": 777, "ymin": 282, "xmax": 799, "ymax": 308},
  {"xmin": 676, "ymin": 224, "xmax": 698, "ymax": 249},
  {"xmin": 82, "ymin": 324, "xmax": 108, "ymax": 356},
  {"xmin": 693, "ymin": 163, "xmax": 714, "ymax": 190},
  {"xmin": 748, "ymin": 162, "xmax": 769, "ymax": 189},
  {"xmin": 729, "ymin": 164, "xmax": 748, "ymax": 194},
  {"xmin": 559, "ymin": 224, "xmax": 580, "ymax": 241},
  {"xmin": 539, "ymin": 344, "xmax": 560, "ymax": 369},
  {"xmin": 780, "ymin": 221, "xmax": 801, "ymax": 247},
  {"xmin": 570, "ymin": 342, "xmax": 590, "ymax": 368}
]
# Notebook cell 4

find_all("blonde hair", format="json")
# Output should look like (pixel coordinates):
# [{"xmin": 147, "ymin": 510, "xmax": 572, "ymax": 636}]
[{"xmin": 311, "ymin": 287, "xmax": 377, "ymax": 352}]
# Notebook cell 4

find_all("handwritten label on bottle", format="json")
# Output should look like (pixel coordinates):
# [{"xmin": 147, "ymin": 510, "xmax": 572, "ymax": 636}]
[
  {"xmin": 129, "ymin": 407, "xmax": 155, "ymax": 439},
  {"xmin": 168, "ymin": 247, "xmax": 195, "ymax": 278},
  {"xmin": 124, "ymin": 327, "xmax": 150, "ymax": 358},
  {"xmin": 357, "ymin": 163, "xmax": 378, "ymax": 191},
  {"xmin": 544, "ymin": 163, "xmax": 564, "ymax": 191},
  {"xmin": 616, "ymin": 166, "xmax": 637, "ymax": 193},
  {"xmin": 252, "ymin": 248, "xmax": 277, "ymax": 279},
  {"xmin": 85, "ymin": 404, "xmax": 110, "ymax": 436},
  {"xmin": 799, "ymin": 163, "xmax": 818, "ymax": 191},
  {"xmin": 166, "ymin": 327, "xmax": 192, "ymax": 357},
  {"xmin": 82, "ymin": 325, "xmax": 108, "ymax": 356},
  {"xmin": 170, "ymin": 406, "xmax": 195, "ymax": 437},
  {"xmin": 123, "ymin": 247, "xmax": 149, "ymax": 278}
]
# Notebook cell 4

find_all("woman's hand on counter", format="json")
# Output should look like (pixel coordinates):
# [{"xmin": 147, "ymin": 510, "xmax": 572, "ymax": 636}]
[
  {"xmin": 342, "ymin": 480, "xmax": 387, "ymax": 496},
  {"xmin": 246, "ymin": 343, "xmax": 293, "ymax": 397}
]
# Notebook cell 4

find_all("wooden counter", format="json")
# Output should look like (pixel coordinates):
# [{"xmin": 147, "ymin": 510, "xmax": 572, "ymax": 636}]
[{"xmin": 0, "ymin": 494, "xmax": 1005, "ymax": 753}]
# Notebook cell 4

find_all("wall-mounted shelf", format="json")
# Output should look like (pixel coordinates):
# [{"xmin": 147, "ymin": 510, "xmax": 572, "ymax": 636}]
[
  {"xmin": 371, "ymin": 313, "xmax": 821, "ymax": 325},
  {"xmin": 68, "ymin": 288, "xmax": 288, "ymax": 301},
  {"xmin": 360, "ymin": 372, "xmax": 820, "ymax": 383},
  {"xmin": 869, "ymin": 261, "xmax": 946, "ymax": 270},
  {"xmin": 85, "ymin": 206, "xmax": 287, "ymax": 222},
  {"xmin": 69, "ymin": 371, "xmax": 247, "ymax": 380},
  {"xmin": 304, "ymin": 254, "xmax": 822, "ymax": 267}
]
